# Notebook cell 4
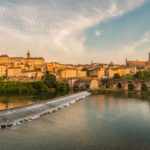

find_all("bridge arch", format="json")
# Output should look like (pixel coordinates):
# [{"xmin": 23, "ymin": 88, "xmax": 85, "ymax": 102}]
[
  {"xmin": 141, "ymin": 83, "xmax": 148, "ymax": 91},
  {"xmin": 116, "ymin": 82, "xmax": 122, "ymax": 89},
  {"xmin": 128, "ymin": 82, "xmax": 135, "ymax": 91},
  {"xmin": 106, "ymin": 84, "xmax": 110, "ymax": 89},
  {"xmin": 100, "ymin": 79, "xmax": 150, "ymax": 91}
]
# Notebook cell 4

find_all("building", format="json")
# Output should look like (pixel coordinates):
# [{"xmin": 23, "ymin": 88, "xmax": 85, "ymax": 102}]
[
  {"xmin": 0, "ymin": 51, "xmax": 45, "ymax": 79},
  {"xmin": 126, "ymin": 59, "xmax": 146, "ymax": 68},
  {"xmin": 0, "ymin": 65, "xmax": 6, "ymax": 77},
  {"xmin": 89, "ymin": 68, "xmax": 105, "ymax": 79},
  {"xmin": 0, "ymin": 50, "xmax": 146, "ymax": 81},
  {"xmin": 58, "ymin": 68, "xmax": 87, "ymax": 79},
  {"xmin": 25, "ymin": 51, "xmax": 45, "ymax": 66},
  {"xmin": 77, "ymin": 69, "xmax": 87, "ymax": 78},
  {"xmin": 0, "ymin": 55, "xmax": 10, "ymax": 66},
  {"xmin": 27, "ymin": 51, "xmax": 31, "ymax": 59},
  {"xmin": 126, "ymin": 52, "xmax": 150, "ymax": 68},
  {"xmin": 7, "ymin": 67, "xmax": 22, "ymax": 77},
  {"xmin": 10, "ymin": 57, "xmax": 25, "ymax": 67},
  {"xmin": 21, "ymin": 70, "xmax": 43, "ymax": 79},
  {"xmin": 59, "ymin": 68, "xmax": 77, "ymax": 78},
  {"xmin": 105, "ymin": 67, "xmax": 131, "ymax": 78}
]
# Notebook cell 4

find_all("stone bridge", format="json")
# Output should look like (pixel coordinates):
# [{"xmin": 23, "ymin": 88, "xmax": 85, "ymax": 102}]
[
  {"xmin": 100, "ymin": 79, "xmax": 150, "ymax": 91},
  {"xmin": 67, "ymin": 78, "xmax": 99, "ymax": 90},
  {"xmin": 67, "ymin": 78, "xmax": 150, "ymax": 91}
]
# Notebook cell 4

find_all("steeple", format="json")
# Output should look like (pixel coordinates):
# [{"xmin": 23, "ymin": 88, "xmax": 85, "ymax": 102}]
[
  {"xmin": 27, "ymin": 50, "xmax": 31, "ymax": 59},
  {"xmin": 109, "ymin": 61, "xmax": 114, "ymax": 66}
]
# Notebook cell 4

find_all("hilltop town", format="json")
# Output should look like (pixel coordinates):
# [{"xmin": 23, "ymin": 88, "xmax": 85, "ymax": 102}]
[{"xmin": 0, "ymin": 51, "xmax": 150, "ymax": 81}]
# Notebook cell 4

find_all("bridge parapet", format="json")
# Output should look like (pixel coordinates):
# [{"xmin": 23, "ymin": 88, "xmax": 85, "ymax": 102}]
[
  {"xmin": 100, "ymin": 79, "xmax": 150, "ymax": 91},
  {"xmin": 68, "ymin": 78, "xmax": 150, "ymax": 91}
]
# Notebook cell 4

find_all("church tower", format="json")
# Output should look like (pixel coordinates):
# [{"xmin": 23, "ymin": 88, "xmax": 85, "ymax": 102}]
[{"xmin": 27, "ymin": 50, "xmax": 31, "ymax": 59}]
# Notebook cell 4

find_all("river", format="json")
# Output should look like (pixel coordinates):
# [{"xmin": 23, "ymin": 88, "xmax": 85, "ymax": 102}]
[
  {"xmin": 0, "ymin": 92, "xmax": 150, "ymax": 150},
  {"xmin": 0, "ymin": 92, "xmax": 69, "ymax": 110}
]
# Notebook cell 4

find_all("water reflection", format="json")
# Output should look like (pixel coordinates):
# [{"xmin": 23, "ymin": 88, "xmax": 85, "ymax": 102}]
[
  {"xmin": 0, "ymin": 93, "xmax": 150, "ymax": 150},
  {"xmin": 0, "ymin": 91, "xmax": 69, "ymax": 110},
  {"xmin": 94, "ymin": 91, "xmax": 150, "ymax": 105},
  {"xmin": 102, "ymin": 92, "xmax": 150, "ymax": 109},
  {"xmin": 0, "ymin": 96, "xmax": 39, "ymax": 110},
  {"xmin": 85, "ymin": 92, "xmax": 150, "ymax": 124}
]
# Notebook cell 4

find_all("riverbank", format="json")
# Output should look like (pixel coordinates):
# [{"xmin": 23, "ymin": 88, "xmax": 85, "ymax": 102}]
[
  {"xmin": 0, "ymin": 80, "xmax": 69, "ymax": 96},
  {"xmin": 89, "ymin": 89, "xmax": 149, "ymax": 93},
  {"xmin": 0, "ymin": 91, "xmax": 90, "ymax": 129}
]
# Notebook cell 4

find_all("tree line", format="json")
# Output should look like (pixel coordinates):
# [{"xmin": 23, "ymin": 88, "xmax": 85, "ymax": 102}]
[
  {"xmin": 114, "ymin": 71, "xmax": 150, "ymax": 80},
  {"xmin": 0, "ymin": 71, "xmax": 69, "ymax": 95}
]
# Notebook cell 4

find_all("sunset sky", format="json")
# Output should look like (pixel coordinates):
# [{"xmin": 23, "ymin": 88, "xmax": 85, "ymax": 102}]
[{"xmin": 0, "ymin": 0, "xmax": 150, "ymax": 64}]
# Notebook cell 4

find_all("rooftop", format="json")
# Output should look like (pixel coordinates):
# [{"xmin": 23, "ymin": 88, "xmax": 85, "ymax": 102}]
[
  {"xmin": 10, "ymin": 57, "xmax": 24, "ymax": 59},
  {"xmin": 0, "ymin": 55, "xmax": 9, "ymax": 57},
  {"xmin": 26, "ymin": 57, "xmax": 44, "ymax": 60}
]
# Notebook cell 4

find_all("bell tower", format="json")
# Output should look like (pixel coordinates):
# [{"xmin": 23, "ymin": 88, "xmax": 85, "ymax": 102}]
[{"xmin": 27, "ymin": 50, "xmax": 31, "ymax": 59}]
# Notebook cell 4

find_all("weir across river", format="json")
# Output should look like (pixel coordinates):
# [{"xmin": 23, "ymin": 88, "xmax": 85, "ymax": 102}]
[{"xmin": 0, "ymin": 91, "xmax": 91, "ymax": 129}]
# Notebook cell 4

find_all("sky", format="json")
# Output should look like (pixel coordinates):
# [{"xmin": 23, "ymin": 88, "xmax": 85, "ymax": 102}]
[{"xmin": 0, "ymin": 0, "xmax": 150, "ymax": 64}]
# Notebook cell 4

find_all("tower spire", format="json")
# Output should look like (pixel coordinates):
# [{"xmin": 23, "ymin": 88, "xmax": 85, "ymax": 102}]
[{"xmin": 27, "ymin": 50, "xmax": 31, "ymax": 58}]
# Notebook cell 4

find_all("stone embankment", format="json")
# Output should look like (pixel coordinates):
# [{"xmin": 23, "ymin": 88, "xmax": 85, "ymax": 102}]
[{"xmin": 0, "ymin": 91, "xmax": 91, "ymax": 129}]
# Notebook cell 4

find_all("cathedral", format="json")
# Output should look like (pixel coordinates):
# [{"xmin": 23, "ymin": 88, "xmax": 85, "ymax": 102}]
[{"xmin": 126, "ymin": 53, "xmax": 150, "ymax": 68}]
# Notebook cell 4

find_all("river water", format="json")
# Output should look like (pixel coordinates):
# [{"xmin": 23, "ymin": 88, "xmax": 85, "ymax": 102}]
[
  {"xmin": 0, "ymin": 92, "xmax": 69, "ymax": 110},
  {"xmin": 0, "ymin": 92, "xmax": 150, "ymax": 150}
]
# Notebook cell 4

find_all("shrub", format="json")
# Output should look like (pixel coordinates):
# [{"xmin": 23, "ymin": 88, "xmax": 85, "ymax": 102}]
[{"xmin": 113, "ymin": 73, "xmax": 121, "ymax": 79}]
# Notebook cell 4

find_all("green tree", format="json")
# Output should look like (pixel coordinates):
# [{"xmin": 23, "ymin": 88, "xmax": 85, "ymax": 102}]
[
  {"xmin": 122, "ymin": 74, "xmax": 134, "ymax": 79},
  {"xmin": 133, "ymin": 71, "xmax": 150, "ymax": 80},
  {"xmin": 43, "ymin": 71, "xmax": 56, "ymax": 88},
  {"xmin": 55, "ymin": 82, "xmax": 70, "ymax": 91},
  {"xmin": 113, "ymin": 73, "xmax": 121, "ymax": 79},
  {"xmin": 32, "ymin": 81, "xmax": 50, "ymax": 93},
  {"xmin": 134, "ymin": 71, "xmax": 144, "ymax": 79}
]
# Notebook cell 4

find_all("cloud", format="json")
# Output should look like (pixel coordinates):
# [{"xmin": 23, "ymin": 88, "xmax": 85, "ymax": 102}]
[
  {"xmin": 95, "ymin": 30, "xmax": 102, "ymax": 36},
  {"xmin": 0, "ymin": 0, "xmax": 146, "ymax": 63},
  {"xmin": 110, "ymin": 31, "xmax": 150, "ymax": 63}
]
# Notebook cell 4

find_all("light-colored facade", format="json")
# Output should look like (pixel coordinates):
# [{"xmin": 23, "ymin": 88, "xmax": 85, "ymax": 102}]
[
  {"xmin": 0, "ymin": 51, "xmax": 143, "ymax": 81},
  {"xmin": 89, "ymin": 68, "xmax": 105, "ymax": 79},
  {"xmin": 0, "ymin": 55, "xmax": 10, "ymax": 66},
  {"xmin": 106, "ymin": 68, "xmax": 131, "ymax": 78},
  {"xmin": 0, "ymin": 51, "xmax": 45, "ymax": 79},
  {"xmin": 59, "ymin": 68, "xmax": 77, "ymax": 78},
  {"xmin": 0, "ymin": 65, "xmax": 6, "ymax": 77},
  {"xmin": 59, "ymin": 68, "xmax": 87, "ymax": 79},
  {"xmin": 77, "ymin": 70, "xmax": 87, "ymax": 78},
  {"xmin": 7, "ymin": 67, "xmax": 22, "ymax": 77}
]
